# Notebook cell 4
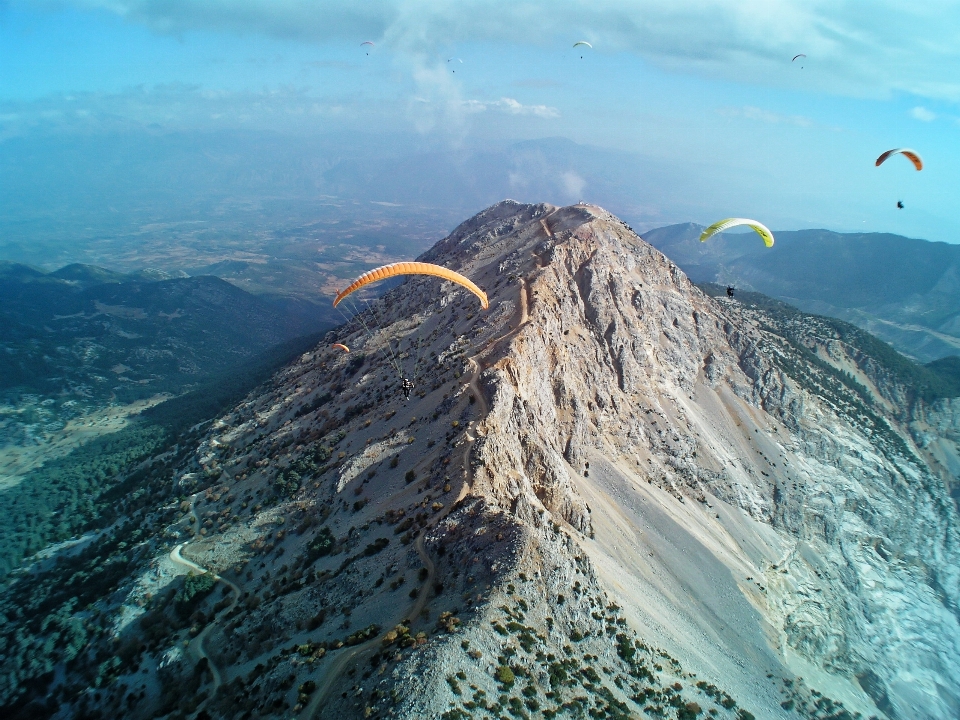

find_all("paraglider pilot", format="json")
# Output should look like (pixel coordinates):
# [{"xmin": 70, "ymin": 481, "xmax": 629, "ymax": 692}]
[
  {"xmin": 401, "ymin": 378, "xmax": 415, "ymax": 400},
  {"xmin": 897, "ymin": 201, "xmax": 904, "ymax": 209},
  {"xmin": 726, "ymin": 286, "xmax": 735, "ymax": 298}
]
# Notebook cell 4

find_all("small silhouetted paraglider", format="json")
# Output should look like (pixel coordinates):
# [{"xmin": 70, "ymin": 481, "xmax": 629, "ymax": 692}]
[
  {"xmin": 573, "ymin": 41, "xmax": 592, "ymax": 59},
  {"xmin": 897, "ymin": 200, "xmax": 904, "ymax": 210}
]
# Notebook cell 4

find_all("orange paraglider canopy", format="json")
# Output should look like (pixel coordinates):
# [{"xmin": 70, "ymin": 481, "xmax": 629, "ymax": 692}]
[
  {"xmin": 876, "ymin": 148, "xmax": 923, "ymax": 171},
  {"xmin": 333, "ymin": 262, "xmax": 489, "ymax": 309},
  {"xmin": 331, "ymin": 343, "xmax": 350, "ymax": 352}
]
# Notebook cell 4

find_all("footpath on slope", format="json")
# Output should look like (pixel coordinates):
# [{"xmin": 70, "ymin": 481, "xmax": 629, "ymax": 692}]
[
  {"xmin": 303, "ymin": 273, "xmax": 533, "ymax": 719},
  {"xmin": 167, "ymin": 492, "xmax": 242, "ymax": 693}
]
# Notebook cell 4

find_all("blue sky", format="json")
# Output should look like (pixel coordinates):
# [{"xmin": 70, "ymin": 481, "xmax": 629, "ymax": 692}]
[{"xmin": 2, "ymin": 0, "xmax": 960, "ymax": 241}]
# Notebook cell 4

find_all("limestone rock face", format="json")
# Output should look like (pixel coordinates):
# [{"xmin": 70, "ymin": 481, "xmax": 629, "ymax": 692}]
[
  {"xmin": 451, "ymin": 203, "xmax": 960, "ymax": 719},
  {"xmin": 168, "ymin": 201, "xmax": 960, "ymax": 720}
]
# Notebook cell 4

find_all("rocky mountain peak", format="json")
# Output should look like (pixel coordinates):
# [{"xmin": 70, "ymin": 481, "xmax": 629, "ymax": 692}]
[{"xmin": 125, "ymin": 201, "xmax": 960, "ymax": 720}]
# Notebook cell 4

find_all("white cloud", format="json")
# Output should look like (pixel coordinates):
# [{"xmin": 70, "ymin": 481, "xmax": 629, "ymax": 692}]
[
  {"xmin": 23, "ymin": 0, "xmax": 960, "ymax": 103},
  {"xmin": 461, "ymin": 97, "xmax": 559, "ymax": 118},
  {"xmin": 560, "ymin": 171, "xmax": 586, "ymax": 198},
  {"xmin": 0, "ymin": 85, "xmax": 356, "ymax": 139},
  {"xmin": 719, "ymin": 105, "xmax": 813, "ymax": 127},
  {"xmin": 505, "ymin": 144, "xmax": 588, "ymax": 203},
  {"xmin": 910, "ymin": 106, "xmax": 936, "ymax": 121}
]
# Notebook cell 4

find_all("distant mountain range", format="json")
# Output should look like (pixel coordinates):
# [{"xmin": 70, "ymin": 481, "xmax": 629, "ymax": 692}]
[
  {"xmin": 644, "ymin": 223, "xmax": 960, "ymax": 362},
  {"xmin": 0, "ymin": 262, "xmax": 335, "ymax": 404}
]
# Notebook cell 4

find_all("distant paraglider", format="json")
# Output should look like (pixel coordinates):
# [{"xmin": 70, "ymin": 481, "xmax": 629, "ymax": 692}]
[
  {"xmin": 792, "ymin": 53, "xmax": 806, "ymax": 68},
  {"xmin": 332, "ymin": 343, "xmax": 350, "ymax": 352},
  {"xmin": 333, "ymin": 262, "xmax": 489, "ymax": 310},
  {"xmin": 700, "ymin": 218, "xmax": 775, "ymax": 248},
  {"xmin": 448, "ymin": 58, "xmax": 462, "ymax": 72},
  {"xmin": 897, "ymin": 201, "xmax": 905, "ymax": 210},
  {"xmin": 573, "ymin": 40, "xmax": 592, "ymax": 59},
  {"xmin": 361, "ymin": 40, "xmax": 374, "ymax": 55},
  {"xmin": 876, "ymin": 148, "xmax": 923, "ymax": 171}
]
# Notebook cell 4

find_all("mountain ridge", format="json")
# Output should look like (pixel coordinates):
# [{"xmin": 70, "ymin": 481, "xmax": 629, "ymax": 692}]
[
  {"xmin": 0, "ymin": 268, "xmax": 335, "ymax": 401},
  {"xmin": 4, "ymin": 201, "xmax": 959, "ymax": 720},
  {"xmin": 178, "ymin": 201, "xmax": 959, "ymax": 719},
  {"xmin": 643, "ymin": 223, "xmax": 960, "ymax": 363}
]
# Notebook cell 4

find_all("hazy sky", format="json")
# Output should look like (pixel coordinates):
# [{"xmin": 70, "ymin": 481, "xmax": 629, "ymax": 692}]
[{"xmin": 2, "ymin": 1, "xmax": 960, "ymax": 241}]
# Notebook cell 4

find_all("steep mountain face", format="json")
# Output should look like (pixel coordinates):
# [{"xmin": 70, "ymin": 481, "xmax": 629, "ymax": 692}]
[
  {"xmin": 29, "ymin": 202, "xmax": 960, "ymax": 720},
  {"xmin": 692, "ymin": 286, "xmax": 960, "ymax": 505},
  {"xmin": 643, "ymin": 223, "xmax": 960, "ymax": 363}
]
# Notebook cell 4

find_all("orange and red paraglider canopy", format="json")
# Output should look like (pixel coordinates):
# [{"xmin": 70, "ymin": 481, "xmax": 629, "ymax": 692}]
[{"xmin": 876, "ymin": 148, "xmax": 923, "ymax": 171}]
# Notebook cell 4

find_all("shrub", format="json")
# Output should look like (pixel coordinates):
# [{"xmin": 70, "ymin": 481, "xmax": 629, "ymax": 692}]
[
  {"xmin": 344, "ymin": 624, "xmax": 380, "ymax": 646},
  {"xmin": 393, "ymin": 517, "xmax": 414, "ymax": 534},
  {"xmin": 496, "ymin": 665, "xmax": 516, "ymax": 687},
  {"xmin": 305, "ymin": 526, "xmax": 334, "ymax": 563},
  {"xmin": 363, "ymin": 538, "xmax": 389, "ymax": 556},
  {"xmin": 174, "ymin": 573, "xmax": 216, "ymax": 616}
]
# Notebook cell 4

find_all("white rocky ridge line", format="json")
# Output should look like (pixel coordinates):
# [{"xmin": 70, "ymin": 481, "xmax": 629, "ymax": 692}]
[{"xmin": 165, "ymin": 201, "xmax": 958, "ymax": 720}]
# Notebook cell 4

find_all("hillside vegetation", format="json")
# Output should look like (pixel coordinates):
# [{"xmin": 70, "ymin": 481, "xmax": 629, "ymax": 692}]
[
  {"xmin": 0, "ymin": 263, "xmax": 332, "ymax": 404},
  {"xmin": 0, "ymin": 330, "xmax": 326, "ymax": 580},
  {"xmin": 698, "ymin": 284, "xmax": 960, "ymax": 403}
]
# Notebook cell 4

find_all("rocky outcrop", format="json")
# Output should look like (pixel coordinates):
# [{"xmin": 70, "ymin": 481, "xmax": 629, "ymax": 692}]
[
  {"xmin": 100, "ymin": 201, "xmax": 960, "ymax": 720},
  {"xmin": 396, "ymin": 201, "xmax": 960, "ymax": 719}
]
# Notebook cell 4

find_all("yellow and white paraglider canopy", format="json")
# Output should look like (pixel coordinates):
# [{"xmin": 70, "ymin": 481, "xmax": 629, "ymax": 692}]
[{"xmin": 700, "ymin": 218, "xmax": 775, "ymax": 248}]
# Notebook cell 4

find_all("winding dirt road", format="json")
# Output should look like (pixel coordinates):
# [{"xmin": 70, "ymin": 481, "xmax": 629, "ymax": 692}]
[{"xmin": 168, "ymin": 493, "xmax": 241, "ymax": 691}]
